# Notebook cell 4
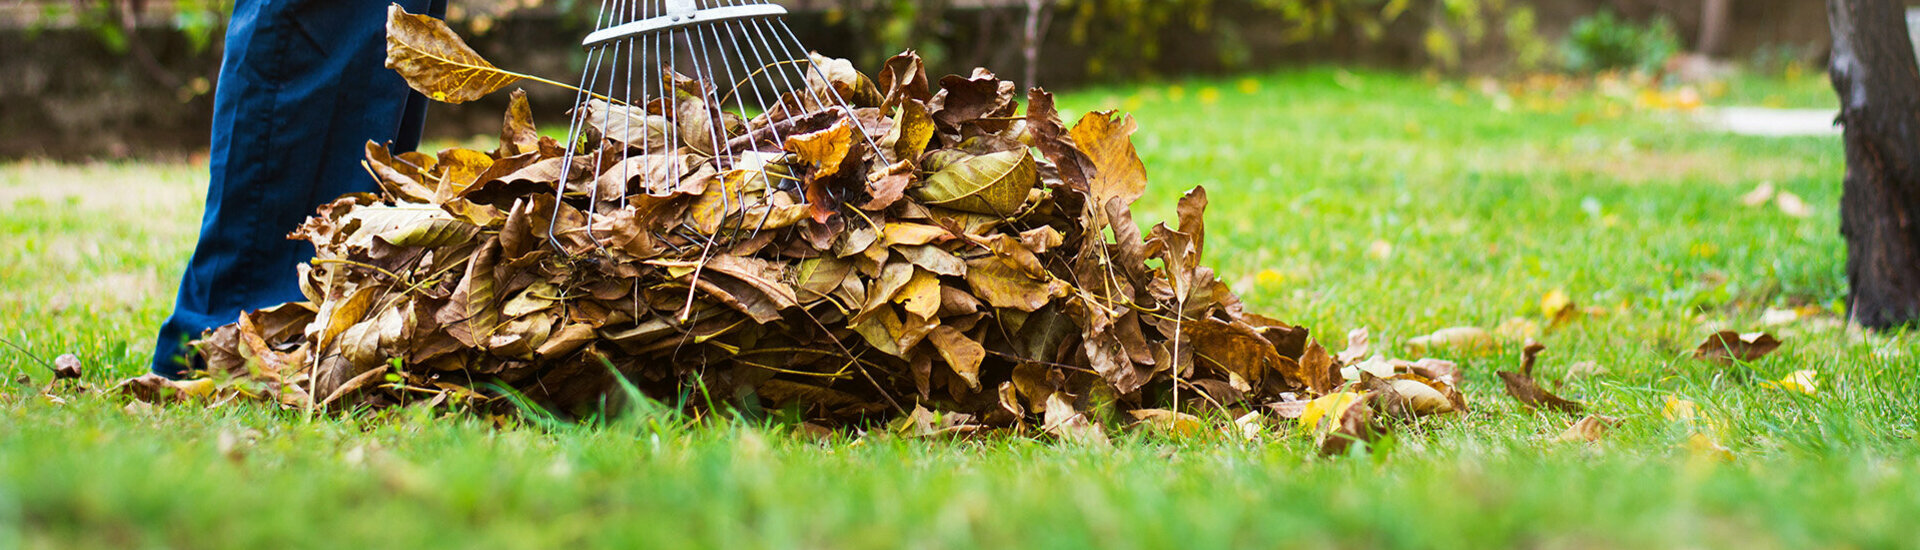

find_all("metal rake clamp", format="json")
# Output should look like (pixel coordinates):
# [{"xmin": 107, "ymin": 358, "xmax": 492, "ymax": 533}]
[{"xmin": 547, "ymin": 0, "xmax": 880, "ymax": 250}]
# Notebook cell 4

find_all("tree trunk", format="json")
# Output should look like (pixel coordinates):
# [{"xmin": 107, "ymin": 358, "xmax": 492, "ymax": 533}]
[
  {"xmin": 1828, "ymin": 0, "xmax": 1920, "ymax": 329},
  {"xmin": 1698, "ymin": 0, "xmax": 1732, "ymax": 56},
  {"xmin": 1023, "ymin": 0, "xmax": 1050, "ymax": 92}
]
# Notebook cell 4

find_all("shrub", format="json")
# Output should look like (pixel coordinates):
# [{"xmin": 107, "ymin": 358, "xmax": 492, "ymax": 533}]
[{"xmin": 1561, "ymin": 9, "xmax": 1680, "ymax": 74}]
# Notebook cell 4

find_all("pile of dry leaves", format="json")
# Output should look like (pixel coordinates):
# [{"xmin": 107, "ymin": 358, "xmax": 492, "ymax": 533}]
[{"xmin": 159, "ymin": 7, "xmax": 1486, "ymax": 448}]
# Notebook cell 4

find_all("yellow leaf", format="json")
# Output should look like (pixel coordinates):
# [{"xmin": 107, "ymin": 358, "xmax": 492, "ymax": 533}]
[
  {"xmin": 1070, "ymin": 111, "xmax": 1148, "ymax": 208},
  {"xmin": 1662, "ymin": 396, "xmax": 1699, "ymax": 422},
  {"xmin": 894, "ymin": 269, "xmax": 942, "ymax": 320},
  {"xmin": 784, "ymin": 119, "xmax": 854, "ymax": 178},
  {"xmin": 1541, "ymin": 289, "xmax": 1575, "ymax": 322},
  {"xmin": 1128, "ymin": 409, "xmax": 1204, "ymax": 437},
  {"xmin": 1763, "ymin": 370, "xmax": 1819, "ymax": 395},
  {"xmin": 1685, "ymin": 432, "xmax": 1735, "ymax": 462},
  {"xmin": 1299, "ymin": 392, "xmax": 1361, "ymax": 429}
]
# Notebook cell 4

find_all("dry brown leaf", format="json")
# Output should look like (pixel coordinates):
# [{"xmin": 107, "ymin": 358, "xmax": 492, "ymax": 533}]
[
  {"xmin": 1042, "ymin": 393, "xmax": 1110, "ymax": 447},
  {"xmin": 1540, "ymin": 289, "xmax": 1578, "ymax": 325},
  {"xmin": 1336, "ymin": 327, "xmax": 1371, "ymax": 365},
  {"xmin": 1740, "ymin": 182, "xmax": 1776, "ymax": 206},
  {"xmin": 1496, "ymin": 340, "xmax": 1585, "ymax": 414},
  {"xmin": 498, "ymin": 89, "xmax": 540, "ymax": 157},
  {"xmin": 1566, "ymin": 361, "xmax": 1610, "ymax": 379},
  {"xmin": 384, "ymin": 5, "xmax": 522, "ymax": 103},
  {"xmin": 1775, "ymin": 191, "xmax": 1811, "ymax": 218},
  {"xmin": 53, "ymin": 354, "xmax": 81, "ymax": 380},
  {"xmin": 1363, "ymin": 375, "xmax": 1459, "ymax": 419},
  {"xmin": 1693, "ymin": 331, "xmax": 1783, "ymax": 364},
  {"xmin": 1555, "ymin": 415, "xmax": 1622, "ymax": 443},
  {"xmin": 168, "ymin": 46, "xmax": 1350, "ymax": 434},
  {"xmin": 1128, "ymin": 409, "xmax": 1203, "ymax": 437},
  {"xmin": 1266, "ymin": 398, "xmax": 1312, "ymax": 419},
  {"xmin": 785, "ymin": 119, "xmax": 854, "ymax": 179},
  {"xmin": 875, "ymin": 51, "xmax": 932, "ymax": 111},
  {"xmin": 927, "ymin": 326, "xmax": 985, "ymax": 390},
  {"xmin": 115, "ymin": 374, "xmax": 220, "ymax": 403},
  {"xmin": 1070, "ymin": 111, "xmax": 1147, "ymax": 207},
  {"xmin": 1405, "ymin": 326, "xmax": 1493, "ymax": 356}
]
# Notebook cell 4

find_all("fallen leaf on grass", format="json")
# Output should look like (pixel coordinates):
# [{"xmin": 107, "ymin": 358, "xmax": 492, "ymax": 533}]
[
  {"xmin": 1233, "ymin": 412, "xmax": 1265, "ymax": 441},
  {"xmin": 1335, "ymin": 328, "xmax": 1370, "ymax": 364},
  {"xmin": 1541, "ymin": 289, "xmax": 1577, "ymax": 324},
  {"xmin": 1496, "ymin": 339, "xmax": 1584, "ymax": 414},
  {"xmin": 1299, "ymin": 391, "xmax": 1382, "ymax": 455},
  {"xmin": 1759, "ymin": 307, "xmax": 1802, "ymax": 326},
  {"xmin": 897, "ymin": 405, "xmax": 987, "ymax": 438},
  {"xmin": 794, "ymin": 422, "xmax": 835, "ymax": 442},
  {"xmin": 1043, "ymin": 393, "xmax": 1110, "ymax": 447},
  {"xmin": 1363, "ymin": 375, "xmax": 1460, "ymax": 419},
  {"xmin": 1494, "ymin": 317, "xmax": 1541, "ymax": 341},
  {"xmin": 1555, "ymin": 415, "xmax": 1622, "ymax": 443},
  {"xmin": 1693, "ymin": 331, "xmax": 1782, "ymax": 364},
  {"xmin": 1739, "ymin": 182, "xmax": 1776, "ymax": 207},
  {"xmin": 1405, "ymin": 326, "xmax": 1493, "ymax": 356},
  {"xmin": 1266, "ymin": 398, "xmax": 1311, "ymax": 419},
  {"xmin": 1366, "ymin": 240, "xmax": 1394, "ymax": 260},
  {"xmin": 1128, "ymin": 409, "xmax": 1203, "ymax": 437},
  {"xmin": 218, "ymin": 429, "xmax": 262, "ymax": 465},
  {"xmin": 1321, "ymin": 395, "xmax": 1378, "ymax": 456},
  {"xmin": 1685, "ymin": 432, "xmax": 1735, "ymax": 462},
  {"xmin": 1762, "ymin": 370, "xmax": 1819, "ymax": 395},
  {"xmin": 121, "ymin": 400, "xmax": 156, "ymax": 415},
  {"xmin": 1565, "ymin": 361, "xmax": 1610, "ymax": 379},
  {"xmin": 1340, "ymin": 354, "xmax": 1394, "ymax": 381},
  {"xmin": 115, "ymin": 374, "xmax": 220, "ymax": 403},
  {"xmin": 1775, "ymin": 191, "xmax": 1811, "ymax": 218},
  {"xmin": 53, "ymin": 354, "xmax": 82, "ymax": 380},
  {"xmin": 1299, "ymin": 392, "xmax": 1360, "ymax": 429},
  {"xmin": 1662, "ymin": 396, "xmax": 1699, "ymax": 422}
]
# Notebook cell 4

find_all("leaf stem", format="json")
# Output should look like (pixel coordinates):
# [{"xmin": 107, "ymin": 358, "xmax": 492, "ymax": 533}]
[
  {"xmin": 0, "ymin": 336, "xmax": 55, "ymax": 374},
  {"xmin": 518, "ymin": 73, "xmax": 628, "ymax": 107}
]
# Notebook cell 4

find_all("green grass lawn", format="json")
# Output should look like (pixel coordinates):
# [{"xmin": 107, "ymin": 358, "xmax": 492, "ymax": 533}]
[{"xmin": 4, "ymin": 67, "xmax": 1915, "ymax": 549}]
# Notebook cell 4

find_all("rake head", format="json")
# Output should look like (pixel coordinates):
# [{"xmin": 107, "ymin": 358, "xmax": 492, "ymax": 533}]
[{"xmin": 549, "ymin": 0, "xmax": 879, "ymax": 248}]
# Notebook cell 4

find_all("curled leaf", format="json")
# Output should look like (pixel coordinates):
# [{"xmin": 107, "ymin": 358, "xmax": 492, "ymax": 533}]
[
  {"xmin": 1693, "ymin": 331, "xmax": 1782, "ymax": 364},
  {"xmin": 1496, "ymin": 340, "xmax": 1584, "ymax": 414},
  {"xmin": 385, "ymin": 5, "xmax": 523, "ymax": 103},
  {"xmin": 53, "ymin": 354, "xmax": 82, "ymax": 380}
]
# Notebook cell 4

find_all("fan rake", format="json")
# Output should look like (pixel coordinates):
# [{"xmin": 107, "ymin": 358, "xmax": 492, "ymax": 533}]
[{"xmin": 548, "ymin": 0, "xmax": 879, "ymax": 248}]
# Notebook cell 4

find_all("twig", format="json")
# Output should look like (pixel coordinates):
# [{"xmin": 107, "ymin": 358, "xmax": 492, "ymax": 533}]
[{"xmin": 0, "ymin": 336, "xmax": 56, "ymax": 374}]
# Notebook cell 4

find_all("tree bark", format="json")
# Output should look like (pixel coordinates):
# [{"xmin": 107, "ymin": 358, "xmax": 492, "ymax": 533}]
[
  {"xmin": 1698, "ymin": 0, "xmax": 1732, "ymax": 56},
  {"xmin": 1828, "ymin": 0, "xmax": 1920, "ymax": 329},
  {"xmin": 1022, "ymin": 0, "xmax": 1051, "ymax": 92}
]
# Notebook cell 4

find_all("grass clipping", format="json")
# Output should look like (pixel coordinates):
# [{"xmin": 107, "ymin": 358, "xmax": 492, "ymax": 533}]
[{"xmin": 179, "ymin": 11, "xmax": 1431, "ymax": 436}]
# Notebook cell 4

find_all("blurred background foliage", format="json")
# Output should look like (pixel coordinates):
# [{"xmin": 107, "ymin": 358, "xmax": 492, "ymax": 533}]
[
  {"xmin": 3, "ymin": 0, "xmax": 1838, "ymax": 158},
  {"xmin": 15, "ymin": 0, "xmax": 1634, "ymax": 79}
]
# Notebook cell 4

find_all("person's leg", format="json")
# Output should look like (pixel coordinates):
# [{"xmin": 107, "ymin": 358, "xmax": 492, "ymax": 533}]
[{"xmin": 152, "ymin": 0, "xmax": 447, "ymax": 377}]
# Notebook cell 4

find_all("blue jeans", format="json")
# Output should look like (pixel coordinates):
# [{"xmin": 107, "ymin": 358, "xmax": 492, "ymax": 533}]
[{"xmin": 152, "ymin": 0, "xmax": 447, "ymax": 377}]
